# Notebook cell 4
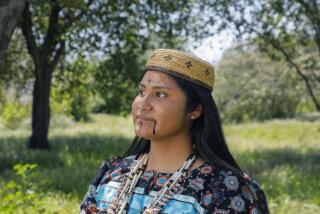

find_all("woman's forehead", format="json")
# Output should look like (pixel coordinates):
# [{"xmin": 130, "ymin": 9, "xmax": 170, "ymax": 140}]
[{"xmin": 140, "ymin": 70, "xmax": 178, "ymax": 88}]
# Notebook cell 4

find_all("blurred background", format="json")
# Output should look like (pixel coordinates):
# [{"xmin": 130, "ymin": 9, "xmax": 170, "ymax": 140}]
[{"xmin": 0, "ymin": 0, "xmax": 319, "ymax": 213}]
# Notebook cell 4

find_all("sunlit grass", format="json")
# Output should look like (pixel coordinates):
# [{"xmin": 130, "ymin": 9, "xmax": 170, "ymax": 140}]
[
  {"xmin": 0, "ymin": 114, "xmax": 319, "ymax": 213},
  {"xmin": 226, "ymin": 119, "xmax": 320, "ymax": 151}
]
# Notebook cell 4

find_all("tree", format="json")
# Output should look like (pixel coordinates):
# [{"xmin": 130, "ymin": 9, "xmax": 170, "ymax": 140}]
[
  {"xmin": 20, "ymin": 0, "xmax": 94, "ymax": 149},
  {"xmin": 93, "ymin": 49, "xmax": 146, "ymax": 115},
  {"xmin": 207, "ymin": 0, "xmax": 320, "ymax": 111},
  {"xmin": 0, "ymin": 0, "xmax": 26, "ymax": 70},
  {"xmin": 18, "ymin": 0, "xmax": 215, "ymax": 149},
  {"xmin": 215, "ymin": 46, "xmax": 303, "ymax": 122},
  {"xmin": 53, "ymin": 56, "xmax": 95, "ymax": 121}
]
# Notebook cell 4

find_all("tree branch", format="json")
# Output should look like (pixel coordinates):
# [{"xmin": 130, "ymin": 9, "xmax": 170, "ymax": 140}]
[
  {"xmin": 43, "ymin": 1, "xmax": 61, "ymax": 56},
  {"xmin": 225, "ymin": 7, "xmax": 320, "ymax": 111},
  {"xmin": 269, "ymin": 40, "xmax": 320, "ymax": 110},
  {"xmin": 49, "ymin": 40, "xmax": 65, "ymax": 71},
  {"xmin": 21, "ymin": 1, "xmax": 39, "ymax": 64}
]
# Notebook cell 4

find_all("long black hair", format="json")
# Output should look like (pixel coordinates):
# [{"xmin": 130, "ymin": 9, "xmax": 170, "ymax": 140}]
[{"xmin": 124, "ymin": 71, "xmax": 242, "ymax": 174}]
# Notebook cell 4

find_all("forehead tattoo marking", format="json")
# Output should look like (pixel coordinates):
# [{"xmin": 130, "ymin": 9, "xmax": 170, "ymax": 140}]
[{"xmin": 146, "ymin": 79, "xmax": 168, "ymax": 88}]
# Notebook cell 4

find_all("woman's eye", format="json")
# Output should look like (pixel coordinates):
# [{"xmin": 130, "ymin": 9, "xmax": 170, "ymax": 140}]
[{"xmin": 155, "ymin": 92, "xmax": 167, "ymax": 98}]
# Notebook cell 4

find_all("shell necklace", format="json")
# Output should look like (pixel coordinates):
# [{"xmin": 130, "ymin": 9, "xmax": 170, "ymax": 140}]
[{"xmin": 105, "ymin": 152, "xmax": 197, "ymax": 214}]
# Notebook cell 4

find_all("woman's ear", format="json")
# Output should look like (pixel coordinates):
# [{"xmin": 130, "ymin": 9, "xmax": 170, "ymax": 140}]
[{"xmin": 189, "ymin": 104, "xmax": 203, "ymax": 120}]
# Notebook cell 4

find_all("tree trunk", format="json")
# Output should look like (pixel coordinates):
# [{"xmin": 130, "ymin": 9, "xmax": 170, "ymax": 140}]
[
  {"xmin": 0, "ymin": 0, "xmax": 26, "ymax": 68},
  {"xmin": 27, "ymin": 61, "xmax": 53, "ymax": 149}
]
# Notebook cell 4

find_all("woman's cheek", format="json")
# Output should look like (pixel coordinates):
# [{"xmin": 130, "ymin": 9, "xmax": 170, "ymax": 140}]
[{"xmin": 131, "ymin": 97, "xmax": 139, "ymax": 118}]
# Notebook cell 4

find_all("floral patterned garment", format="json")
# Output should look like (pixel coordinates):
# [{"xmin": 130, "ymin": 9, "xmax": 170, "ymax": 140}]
[{"xmin": 80, "ymin": 155, "xmax": 269, "ymax": 214}]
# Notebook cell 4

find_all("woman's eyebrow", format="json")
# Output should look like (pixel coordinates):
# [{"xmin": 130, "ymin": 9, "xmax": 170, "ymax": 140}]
[{"xmin": 139, "ymin": 82, "xmax": 172, "ymax": 90}]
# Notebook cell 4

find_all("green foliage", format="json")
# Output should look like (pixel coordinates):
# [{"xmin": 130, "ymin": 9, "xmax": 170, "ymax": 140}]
[
  {"xmin": 0, "ymin": 29, "xmax": 33, "ymax": 116},
  {"xmin": 69, "ymin": 85, "xmax": 91, "ymax": 121},
  {"xmin": 1, "ymin": 0, "xmax": 216, "ymax": 133},
  {"xmin": 50, "ymin": 87, "xmax": 72, "ymax": 117},
  {"xmin": 52, "ymin": 57, "xmax": 95, "ymax": 121},
  {"xmin": 0, "ymin": 163, "xmax": 45, "ymax": 213},
  {"xmin": 93, "ymin": 50, "xmax": 145, "ymax": 115},
  {"xmin": 0, "ymin": 101, "xmax": 31, "ymax": 129},
  {"xmin": 207, "ymin": 0, "xmax": 320, "ymax": 111},
  {"xmin": 215, "ymin": 46, "xmax": 303, "ymax": 123},
  {"xmin": 0, "ymin": 29, "xmax": 33, "ymax": 128},
  {"xmin": 0, "ymin": 87, "xmax": 4, "ymax": 108},
  {"xmin": 1, "ymin": 29, "xmax": 33, "ymax": 87},
  {"xmin": 5, "ymin": 0, "xmax": 215, "ymax": 150}
]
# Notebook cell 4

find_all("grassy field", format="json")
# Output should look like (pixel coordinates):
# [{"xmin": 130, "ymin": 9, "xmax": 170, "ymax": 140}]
[{"xmin": 0, "ymin": 114, "xmax": 319, "ymax": 213}]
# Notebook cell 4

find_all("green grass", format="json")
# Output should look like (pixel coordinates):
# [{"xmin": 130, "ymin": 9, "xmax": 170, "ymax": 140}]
[
  {"xmin": 226, "ymin": 119, "xmax": 320, "ymax": 213},
  {"xmin": 0, "ymin": 114, "xmax": 319, "ymax": 213}
]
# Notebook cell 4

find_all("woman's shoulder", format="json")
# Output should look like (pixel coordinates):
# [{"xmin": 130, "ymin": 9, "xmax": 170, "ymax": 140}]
[
  {"xmin": 100, "ymin": 154, "xmax": 138, "ymax": 170},
  {"xmin": 195, "ymin": 162, "xmax": 269, "ymax": 213},
  {"xmin": 80, "ymin": 155, "xmax": 137, "ymax": 212},
  {"xmin": 104, "ymin": 154, "xmax": 136, "ymax": 168},
  {"xmin": 198, "ymin": 161, "xmax": 263, "ymax": 189},
  {"xmin": 91, "ymin": 154, "xmax": 137, "ymax": 186},
  {"xmin": 203, "ymin": 162, "xmax": 262, "ymax": 191}
]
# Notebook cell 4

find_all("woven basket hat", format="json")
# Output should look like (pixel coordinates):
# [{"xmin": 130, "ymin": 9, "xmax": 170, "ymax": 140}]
[{"xmin": 144, "ymin": 49, "xmax": 215, "ymax": 91}]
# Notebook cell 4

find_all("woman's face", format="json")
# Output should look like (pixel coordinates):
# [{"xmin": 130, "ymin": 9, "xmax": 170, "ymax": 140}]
[{"xmin": 131, "ymin": 70, "xmax": 191, "ymax": 140}]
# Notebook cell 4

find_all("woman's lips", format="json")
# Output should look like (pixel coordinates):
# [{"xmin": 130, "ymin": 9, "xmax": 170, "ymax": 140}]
[{"xmin": 136, "ymin": 114, "xmax": 153, "ymax": 121}]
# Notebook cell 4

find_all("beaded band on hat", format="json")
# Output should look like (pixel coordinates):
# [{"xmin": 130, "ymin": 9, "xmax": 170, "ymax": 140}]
[{"xmin": 144, "ymin": 49, "xmax": 215, "ymax": 92}]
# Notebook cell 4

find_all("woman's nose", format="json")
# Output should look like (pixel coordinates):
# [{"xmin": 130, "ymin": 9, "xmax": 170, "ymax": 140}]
[{"xmin": 139, "ymin": 94, "xmax": 152, "ymax": 111}]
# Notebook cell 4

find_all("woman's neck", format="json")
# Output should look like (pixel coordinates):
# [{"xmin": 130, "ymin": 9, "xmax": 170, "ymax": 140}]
[{"xmin": 145, "ymin": 132, "xmax": 194, "ymax": 173}]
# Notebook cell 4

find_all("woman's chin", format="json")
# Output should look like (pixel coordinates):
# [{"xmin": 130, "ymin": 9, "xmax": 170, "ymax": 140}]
[{"xmin": 135, "ymin": 132, "xmax": 154, "ymax": 140}]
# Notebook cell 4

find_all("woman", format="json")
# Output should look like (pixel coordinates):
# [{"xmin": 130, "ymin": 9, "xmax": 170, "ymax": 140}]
[{"xmin": 80, "ymin": 49, "xmax": 269, "ymax": 213}]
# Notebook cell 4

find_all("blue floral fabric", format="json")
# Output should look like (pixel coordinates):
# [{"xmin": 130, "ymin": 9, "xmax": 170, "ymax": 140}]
[{"xmin": 80, "ymin": 155, "xmax": 269, "ymax": 214}]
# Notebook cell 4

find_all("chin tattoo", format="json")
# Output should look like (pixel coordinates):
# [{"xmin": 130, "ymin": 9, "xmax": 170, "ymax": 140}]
[
  {"xmin": 153, "ymin": 120, "xmax": 157, "ymax": 135},
  {"xmin": 135, "ymin": 120, "xmax": 157, "ymax": 136}
]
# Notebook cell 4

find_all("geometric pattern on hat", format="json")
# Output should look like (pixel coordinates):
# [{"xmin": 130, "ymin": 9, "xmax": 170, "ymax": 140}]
[{"xmin": 144, "ymin": 48, "xmax": 215, "ymax": 91}]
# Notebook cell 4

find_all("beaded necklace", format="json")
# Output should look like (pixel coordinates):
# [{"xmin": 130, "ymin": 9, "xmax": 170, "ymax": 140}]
[{"xmin": 103, "ymin": 152, "xmax": 197, "ymax": 214}]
